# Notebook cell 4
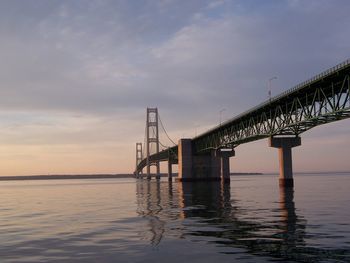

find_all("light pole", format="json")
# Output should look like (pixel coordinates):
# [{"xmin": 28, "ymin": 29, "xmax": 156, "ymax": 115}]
[
  {"xmin": 268, "ymin": 77, "xmax": 277, "ymax": 102},
  {"xmin": 195, "ymin": 124, "xmax": 200, "ymax": 137},
  {"xmin": 219, "ymin": 108, "xmax": 226, "ymax": 126}
]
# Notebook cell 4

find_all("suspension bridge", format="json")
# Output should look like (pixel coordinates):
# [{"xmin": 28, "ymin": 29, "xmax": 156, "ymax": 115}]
[{"xmin": 135, "ymin": 59, "xmax": 350, "ymax": 187}]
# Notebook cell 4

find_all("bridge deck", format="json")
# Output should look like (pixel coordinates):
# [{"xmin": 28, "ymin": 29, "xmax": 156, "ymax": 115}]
[{"xmin": 137, "ymin": 59, "xmax": 350, "ymax": 173}]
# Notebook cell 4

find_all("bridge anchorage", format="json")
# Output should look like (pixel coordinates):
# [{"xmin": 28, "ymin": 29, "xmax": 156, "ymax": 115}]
[{"xmin": 135, "ymin": 59, "xmax": 350, "ymax": 187}]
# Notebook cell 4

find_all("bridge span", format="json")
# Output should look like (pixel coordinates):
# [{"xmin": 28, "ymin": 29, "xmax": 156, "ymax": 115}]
[{"xmin": 135, "ymin": 59, "xmax": 350, "ymax": 187}]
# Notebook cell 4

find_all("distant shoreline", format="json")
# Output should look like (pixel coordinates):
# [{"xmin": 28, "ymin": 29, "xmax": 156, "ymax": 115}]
[
  {"xmin": 0, "ymin": 172, "xmax": 349, "ymax": 181},
  {"xmin": 0, "ymin": 172, "xmax": 264, "ymax": 181},
  {"xmin": 0, "ymin": 174, "xmax": 133, "ymax": 181}
]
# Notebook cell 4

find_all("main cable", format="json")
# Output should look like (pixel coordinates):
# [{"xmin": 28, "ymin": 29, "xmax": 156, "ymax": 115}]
[{"xmin": 158, "ymin": 114, "xmax": 177, "ymax": 146}]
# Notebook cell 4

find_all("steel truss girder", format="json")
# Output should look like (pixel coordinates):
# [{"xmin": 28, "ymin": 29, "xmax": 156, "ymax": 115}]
[
  {"xmin": 194, "ymin": 72, "xmax": 350, "ymax": 152},
  {"xmin": 137, "ymin": 60, "xmax": 350, "ymax": 172}
]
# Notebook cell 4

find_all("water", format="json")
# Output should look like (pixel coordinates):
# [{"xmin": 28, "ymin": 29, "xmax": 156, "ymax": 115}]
[{"xmin": 0, "ymin": 174, "xmax": 349, "ymax": 262}]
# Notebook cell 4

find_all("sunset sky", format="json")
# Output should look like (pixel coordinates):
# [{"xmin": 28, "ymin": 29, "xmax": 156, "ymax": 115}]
[{"xmin": 0, "ymin": 0, "xmax": 349, "ymax": 175}]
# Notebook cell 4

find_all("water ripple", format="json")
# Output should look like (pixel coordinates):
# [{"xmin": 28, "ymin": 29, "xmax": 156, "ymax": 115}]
[{"xmin": 0, "ymin": 175, "xmax": 349, "ymax": 262}]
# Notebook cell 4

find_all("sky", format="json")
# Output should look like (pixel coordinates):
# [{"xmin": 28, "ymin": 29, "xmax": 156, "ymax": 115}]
[{"xmin": 0, "ymin": 0, "xmax": 349, "ymax": 175}]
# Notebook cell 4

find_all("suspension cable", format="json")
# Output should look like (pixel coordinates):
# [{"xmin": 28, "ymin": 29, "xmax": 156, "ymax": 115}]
[
  {"xmin": 158, "ymin": 114, "xmax": 177, "ymax": 146},
  {"xmin": 159, "ymin": 140, "xmax": 169, "ymax": 149}
]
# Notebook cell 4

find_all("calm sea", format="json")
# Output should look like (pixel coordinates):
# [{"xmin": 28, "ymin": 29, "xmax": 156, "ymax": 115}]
[{"xmin": 0, "ymin": 173, "xmax": 349, "ymax": 262}]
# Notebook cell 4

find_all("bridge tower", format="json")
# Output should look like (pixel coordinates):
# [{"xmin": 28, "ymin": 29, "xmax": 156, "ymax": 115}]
[
  {"xmin": 135, "ymin": 143, "xmax": 143, "ymax": 177},
  {"xmin": 146, "ymin": 108, "xmax": 160, "ymax": 180}
]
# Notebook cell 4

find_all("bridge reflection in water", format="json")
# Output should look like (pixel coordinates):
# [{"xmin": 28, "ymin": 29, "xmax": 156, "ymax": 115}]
[{"xmin": 136, "ymin": 180, "xmax": 349, "ymax": 262}]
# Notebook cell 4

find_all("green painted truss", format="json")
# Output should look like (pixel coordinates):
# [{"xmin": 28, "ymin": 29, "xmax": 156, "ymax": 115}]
[{"xmin": 136, "ymin": 59, "xmax": 350, "ymax": 173}]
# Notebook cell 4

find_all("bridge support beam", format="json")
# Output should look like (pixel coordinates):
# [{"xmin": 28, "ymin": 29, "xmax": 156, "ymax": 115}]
[
  {"xmin": 168, "ymin": 161, "xmax": 173, "ymax": 181},
  {"xmin": 178, "ymin": 139, "xmax": 193, "ymax": 181},
  {"xmin": 177, "ymin": 139, "xmax": 224, "ymax": 182},
  {"xmin": 269, "ymin": 136, "xmax": 301, "ymax": 187},
  {"xmin": 217, "ymin": 149, "xmax": 235, "ymax": 183}
]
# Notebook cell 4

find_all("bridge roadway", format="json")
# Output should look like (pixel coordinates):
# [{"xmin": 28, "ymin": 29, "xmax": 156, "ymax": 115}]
[{"xmin": 136, "ymin": 59, "xmax": 350, "ymax": 185}]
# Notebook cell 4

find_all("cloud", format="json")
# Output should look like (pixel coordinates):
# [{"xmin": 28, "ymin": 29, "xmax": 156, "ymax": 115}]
[
  {"xmin": 1, "ymin": 0, "xmax": 348, "ymax": 115},
  {"xmin": 0, "ymin": 0, "xmax": 349, "ymax": 174},
  {"xmin": 145, "ymin": 1, "xmax": 350, "ymax": 122}
]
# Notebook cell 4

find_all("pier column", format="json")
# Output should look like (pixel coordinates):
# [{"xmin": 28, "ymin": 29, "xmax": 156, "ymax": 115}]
[
  {"xmin": 147, "ymin": 166, "xmax": 151, "ymax": 180},
  {"xmin": 156, "ymin": 168, "xmax": 161, "ymax": 180},
  {"xmin": 178, "ymin": 139, "xmax": 193, "ymax": 181},
  {"xmin": 178, "ymin": 139, "xmax": 235, "ymax": 182},
  {"xmin": 217, "ymin": 149, "xmax": 235, "ymax": 183},
  {"xmin": 168, "ymin": 161, "xmax": 173, "ymax": 181},
  {"xmin": 269, "ymin": 136, "xmax": 301, "ymax": 187}
]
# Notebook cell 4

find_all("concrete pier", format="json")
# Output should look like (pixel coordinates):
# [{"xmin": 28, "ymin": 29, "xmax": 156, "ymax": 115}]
[
  {"xmin": 269, "ymin": 136, "xmax": 301, "ymax": 187},
  {"xmin": 177, "ymin": 139, "xmax": 234, "ymax": 182},
  {"xmin": 192, "ymin": 149, "xmax": 221, "ymax": 181},
  {"xmin": 147, "ymin": 166, "xmax": 151, "ymax": 180},
  {"xmin": 178, "ymin": 139, "xmax": 193, "ymax": 181},
  {"xmin": 168, "ymin": 161, "xmax": 173, "ymax": 181},
  {"xmin": 177, "ymin": 139, "xmax": 221, "ymax": 181},
  {"xmin": 217, "ymin": 149, "xmax": 235, "ymax": 183},
  {"xmin": 146, "ymin": 165, "xmax": 160, "ymax": 180}
]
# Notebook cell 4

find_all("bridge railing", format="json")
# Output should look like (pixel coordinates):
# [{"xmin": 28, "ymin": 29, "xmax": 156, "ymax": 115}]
[
  {"xmin": 137, "ymin": 58, "xmax": 350, "ymax": 170},
  {"xmin": 274, "ymin": 59, "xmax": 350, "ymax": 103},
  {"xmin": 195, "ymin": 58, "xmax": 350, "ymax": 139}
]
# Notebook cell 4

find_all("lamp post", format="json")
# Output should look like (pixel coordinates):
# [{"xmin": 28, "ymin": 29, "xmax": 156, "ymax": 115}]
[
  {"xmin": 195, "ymin": 124, "xmax": 200, "ymax": 137},
  {"xmin": 219, "ymin": 108, "xmax": 226, "ymax": 126}
]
